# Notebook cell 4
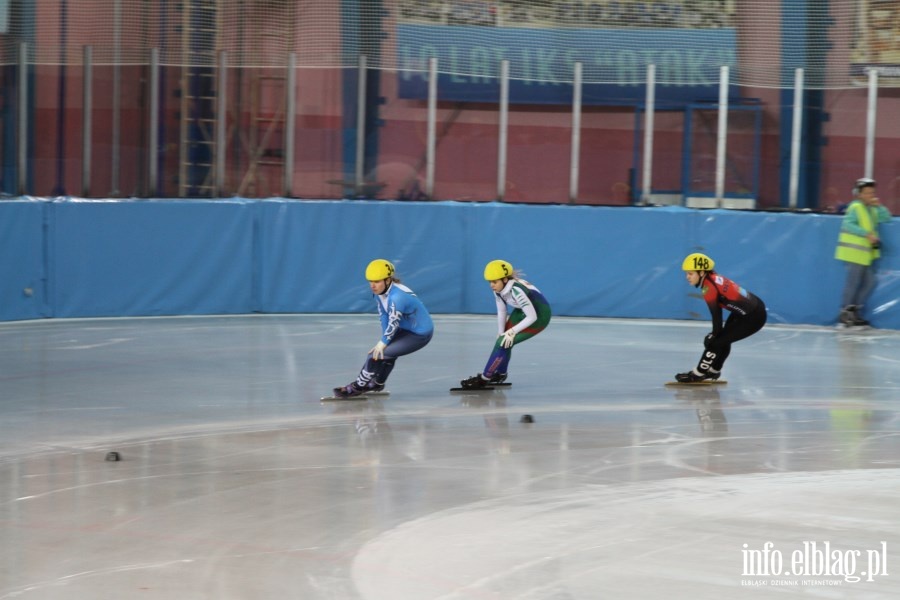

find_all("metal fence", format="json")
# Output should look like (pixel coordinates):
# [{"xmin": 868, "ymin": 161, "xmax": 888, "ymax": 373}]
[{"xmin": 1, "ymin": 1, "xmax": 897, "ymax": 209}]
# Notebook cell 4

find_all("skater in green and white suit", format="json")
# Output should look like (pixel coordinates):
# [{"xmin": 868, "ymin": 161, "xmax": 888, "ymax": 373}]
[{"xmin": 459, "ymin": 260, "xmax": 551, "ymax": 389}]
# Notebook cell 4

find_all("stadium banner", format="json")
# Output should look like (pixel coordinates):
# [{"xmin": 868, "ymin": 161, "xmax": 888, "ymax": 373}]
[
  {"xmin": 397, "ymin": 24, "xmax": 738, "ymax": 106},
  {"xmin": 849, "ymin": 0, "xmax": 900, "ymax": 85}
]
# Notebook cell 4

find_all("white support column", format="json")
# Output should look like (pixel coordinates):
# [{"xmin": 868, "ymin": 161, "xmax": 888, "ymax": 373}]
[
  {"xmin": 715, "ymin": 66, "xmax": 729, "ymax": 207},
  {"xmin": 355, "ymin": 55, "xmax": 367, "ymax": 195},
  {"xmin": 17, "ymin": 42, "xmax": 27, "ymax": 196},
  {"xmin": 282, "ymin": 53, "xmax": 296, "ymax": 198},
  {"xmin": 82, "ymin": 46, "xmax": 93, "ymax": 198},
  {"xmin": 497, "ymin": 59, "xmax": 509, "ymax": 201},
  {"xmin": 148, "ymin": 48, "xmax": 159, "ymax": 197},
  {"xmin": 111, "ymin": 0, "xmax": 121, "ymax": 195},
  {"xmin": 569, "ymin": 62, "xmax": 582, "ymax": 203},
  {"xmin": 641, "ymin": 64, "xmax": 656, "ymax": 205},
  {"xmin": 788, "ymin": 68, "xmax": 803, "ymax": 209},
  {"xmin": 864, "ymin": 68, "xmax": 878, "ymax": 179},
  {"xmin": 216, "ymin": 51, "xmax": 228, "ymax": 198},
  {"xmin": 426, "ymin": 57, "xmax": 438, "ymax": 199}
]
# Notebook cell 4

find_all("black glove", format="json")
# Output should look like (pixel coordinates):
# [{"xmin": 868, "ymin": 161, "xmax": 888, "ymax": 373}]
[{"xmin": 703, "ymin": 333, "xmax": 716, "ymax": 348}]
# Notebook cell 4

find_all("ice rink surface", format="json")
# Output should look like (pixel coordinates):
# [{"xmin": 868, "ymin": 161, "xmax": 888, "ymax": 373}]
[{"xmin": 2, "ymin": 314, "xmax": 899, "ymax": 599}]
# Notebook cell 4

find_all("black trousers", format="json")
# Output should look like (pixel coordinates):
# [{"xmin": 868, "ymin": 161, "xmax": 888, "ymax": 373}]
[{"xmin": 697, "ymin": 300, "xmax": 767, "ymax": 373}]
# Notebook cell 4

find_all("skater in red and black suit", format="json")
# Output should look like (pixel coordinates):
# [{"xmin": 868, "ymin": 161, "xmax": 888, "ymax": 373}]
[{"xmin": 675, "ymin": 253, "xmax": 767, "ymax": 383}]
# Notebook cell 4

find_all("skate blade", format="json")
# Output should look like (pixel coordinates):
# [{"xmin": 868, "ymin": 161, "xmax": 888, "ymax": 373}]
[
  {"xmin": 450, "ymin": 387, "xmax": 497, "ymax": 392},
  {"xmin": 320, "ymin": 390, "xmax": 389, "ymax": 402},
  {"xmin": 665, "ymin": 380, "xmax": 727, "ymax": 387}
]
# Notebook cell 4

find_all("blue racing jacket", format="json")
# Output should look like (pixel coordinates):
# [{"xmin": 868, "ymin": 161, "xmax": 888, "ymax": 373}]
[{"xmin": 375, "ymin": 282, "xmax": 433, "ymax": 345}]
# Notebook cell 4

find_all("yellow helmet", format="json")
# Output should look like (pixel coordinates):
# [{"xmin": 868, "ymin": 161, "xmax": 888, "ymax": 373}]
[
  {"xmin": 484, "ymin": 259, "xmax": 514, "ymax": 281},
  {"xmin": 365, "ymin": 259, "xmax": 395, "ymax": 281},
  {"xmin": 682, "ymin": 253, "xmax": 714, "ymax": 272}
]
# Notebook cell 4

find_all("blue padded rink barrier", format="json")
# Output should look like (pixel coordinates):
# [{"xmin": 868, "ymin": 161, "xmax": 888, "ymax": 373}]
[{"xmin": 2, "ymin": 313, "xmax": 900, "ymax": 598}]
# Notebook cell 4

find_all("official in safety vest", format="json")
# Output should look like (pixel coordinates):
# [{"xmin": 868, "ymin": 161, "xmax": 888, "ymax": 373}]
[{"xmin": 834, "ymin": 178, "xmax": 891, "ymax": 327}]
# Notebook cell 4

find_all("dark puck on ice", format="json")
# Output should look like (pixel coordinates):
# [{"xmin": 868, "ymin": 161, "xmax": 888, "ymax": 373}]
[
  {"xmin": 105, "ymin": 451, "xmax": 121, "ymax": 462},
  {"xmin": 519, "ymin": 414, "xmax": 534, "ymax": 424}
]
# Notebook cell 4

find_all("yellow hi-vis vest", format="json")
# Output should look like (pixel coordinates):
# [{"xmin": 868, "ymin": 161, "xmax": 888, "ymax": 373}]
[{"xmin": 835, "ymin": 201, "xmax": 880, "ymax": 266}]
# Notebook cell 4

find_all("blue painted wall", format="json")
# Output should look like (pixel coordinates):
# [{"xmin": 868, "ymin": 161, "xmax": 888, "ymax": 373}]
[{"xmin": 1, "ymin": 198, "xmax": 897, "ymax": 329}]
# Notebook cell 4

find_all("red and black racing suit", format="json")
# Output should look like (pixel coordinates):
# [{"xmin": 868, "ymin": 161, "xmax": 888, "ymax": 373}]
[{"xmin": 697, "ymin": 272, "xmax": 767, "ymax": 374}]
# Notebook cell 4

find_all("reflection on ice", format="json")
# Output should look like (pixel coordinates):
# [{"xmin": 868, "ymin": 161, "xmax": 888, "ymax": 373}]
[{"xmin": 1, "ymin": 315, "xmax": 899, "ymax": 599}]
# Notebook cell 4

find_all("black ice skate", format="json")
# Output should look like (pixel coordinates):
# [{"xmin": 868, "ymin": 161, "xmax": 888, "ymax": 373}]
[
  {"xmin": 839, "ymin": 305, "xmax": 871, "ymax": 328},
  {"xmin": 674, "ymin": 370, "xmax": 720, "ymax": 383},
  {"xmin": 850, "ymin": 306, "xmax": 870, "ymax": 327},
  {"xmin": 450, "ymin": 375, "xmax": 491, "ymax": 392},
  {"xmin": 486, "ymin": 373, "xmax": 508, "ymax": 385},
  {"xmin": 450, "ymin": 373, "xmax": 512, "ymax": 393},
  {"xmin": 460, "ymin": 374, "xmax": 490, "ymax": 389},
  {"xmin": 838, "ymin": 307, "xmax": 856, "ymax": 327},
  {"xmin": 321, "ymin": 381, "xmax": 391, "ymax": 402},
  {"xmin": 332, "ymin": 382, "xmax": 367, "ymax": 398}
]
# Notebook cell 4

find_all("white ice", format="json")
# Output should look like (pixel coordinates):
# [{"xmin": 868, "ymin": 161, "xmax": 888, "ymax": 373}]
[{"xmin": 1, "ymin": 315, "xmax": 899, "ymax": 598}]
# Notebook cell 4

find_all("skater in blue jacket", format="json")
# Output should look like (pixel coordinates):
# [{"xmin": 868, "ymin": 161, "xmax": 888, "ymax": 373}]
[{"xmin": 332, "ymin": 259, "xmax": 434, "ymax": 398}]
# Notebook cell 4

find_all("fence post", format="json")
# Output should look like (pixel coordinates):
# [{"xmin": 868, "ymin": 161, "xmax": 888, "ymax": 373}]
[
  {"xmin": 354, "ymin": 55, "xmax": 367, "ymax": 196},
  {"xmin": 788, "ymin": 68, "xmax": 803, "ymax": 209},
  {"xmin": 641, "ymin": 63, "xmax": 656, "ymax": 205},
  {"xmin": 283, "ymin": 52, "xmax": 296, "ymax": 198},
  {"xmin": 864, "ymin": 68, "xmax": 878, "ymax": 179},
  {"xmin": 569, "ymin": 61, "xmax": 582, "ymax": 203},
  {"xmin": 715, "ymin": 65, "xmax": 729, "ymax": 208},
  {"xmin": 82, "ymin": 46, "xmax": 93, "ymax": 197},
  {"xmin": 425, "ymin": 57, "xmax": 438, "ymax": 199},
  {"xmin": 497, "ymin": 59, "xmax": 509, "ymax": 201},
  {"xmin": 17, "ymin": 42, "xmax": 28, "ymax": 196},
  {"xmin": 148, "ymin": 49, "xmax": 159, "ymax": 197}
]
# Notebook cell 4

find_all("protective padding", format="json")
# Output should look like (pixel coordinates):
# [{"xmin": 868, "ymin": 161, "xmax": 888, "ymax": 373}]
[{"xmin": 1, "ymin": 198, "xmax": 897, "ymax": 329}]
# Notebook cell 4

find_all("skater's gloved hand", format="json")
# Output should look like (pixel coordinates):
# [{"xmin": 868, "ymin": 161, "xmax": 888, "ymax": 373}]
[
  {"xmin": 703, "ymin": 333, "xmax": 716, "ymax": 348},
  {"xmin": 370, "ymin": 341, "xmax": 387, "ymax": 360},
  {"xmin": 500, "ymin": 330, "xmax": 516, "ymax": 348}
]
